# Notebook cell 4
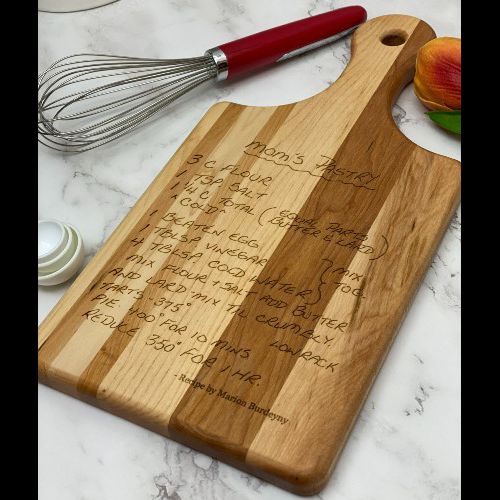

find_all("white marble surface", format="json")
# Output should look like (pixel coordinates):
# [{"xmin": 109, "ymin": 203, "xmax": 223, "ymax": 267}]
[{"xmin": 38, "ymin": 1, "xmax": 461, "ymax": 498}]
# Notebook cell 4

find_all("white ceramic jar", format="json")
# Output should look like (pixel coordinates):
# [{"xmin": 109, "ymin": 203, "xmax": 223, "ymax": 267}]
[{"xmin": 38, "ymin": 220, "xmax": 85, "ymax": 286}]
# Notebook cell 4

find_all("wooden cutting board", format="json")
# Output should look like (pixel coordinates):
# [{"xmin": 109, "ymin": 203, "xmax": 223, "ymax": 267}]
[{"xmin": 38, "ymin": 14, "xmax": 461, "ymax": 496}]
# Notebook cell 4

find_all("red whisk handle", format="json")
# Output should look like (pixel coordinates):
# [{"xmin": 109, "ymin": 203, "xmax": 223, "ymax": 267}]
[{"xmin": 206, "ymin": 6, "xmax": 367, "ymax": 80}]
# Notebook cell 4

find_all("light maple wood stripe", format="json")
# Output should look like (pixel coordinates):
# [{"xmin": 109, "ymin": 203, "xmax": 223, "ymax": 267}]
[
  {"xmin": 75, "ymin": 104, "xmax": 295, "ymax": 399},
  {"xmin": 246, "ymin": 148, "xmax": 460, "ymax": 494},
  {"xmin": 82, "ymin": 105, "xmax": 316, "ymax": 427},
  {"xmin": 45, "ymin": 104, "xmax": 266, "ymax": 389},
  {"xmin": 39, "ymin": 102, "xmax": 241, "ymax": 383},
  {"xmin": 38, "ymin": 102, "xmax": 229, "ymax": 351}
]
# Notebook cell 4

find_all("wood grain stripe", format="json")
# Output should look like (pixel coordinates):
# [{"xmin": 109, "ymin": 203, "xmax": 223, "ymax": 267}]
[
  {"xmin": 39, "ymin": 103, "xmax": 243, "ymax": 382},
  {"xmin": 246, "ymin": 147, "xmax": 460, "ymax": 493},
  {"xmin": 168, "ymin": 49, "xmax": 419, "ymax": 463},
  {"xmin": 53, "ymin": 104, "xmax": 263, "ymax": 389},
  {"xmin": 75, "ymin": 104, "xmax": 296, "ymax": 399}
]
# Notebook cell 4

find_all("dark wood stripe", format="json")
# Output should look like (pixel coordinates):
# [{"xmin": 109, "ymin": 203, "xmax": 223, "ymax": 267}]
[
  {"xmin": 168, "ymin": 44, "xmax": 421, "ymax": 463},
  {"xmin": 75, "ymin": 104, "xmax": 295, "ymax": 398},
  {"xmin": 39, "ymin": 103, "xmax": 243, "ymax": 378}
]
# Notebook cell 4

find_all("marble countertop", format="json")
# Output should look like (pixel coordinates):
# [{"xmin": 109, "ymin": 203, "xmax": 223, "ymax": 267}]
[{"xmin": 38, "ymin": 1, "xmax": 461, "ymax": 498}]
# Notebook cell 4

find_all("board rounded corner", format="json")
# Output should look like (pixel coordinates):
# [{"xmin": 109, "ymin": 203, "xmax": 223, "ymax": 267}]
[{"xmin": 247, "ymin": 451, "xmax": 332, "ymax": 496}]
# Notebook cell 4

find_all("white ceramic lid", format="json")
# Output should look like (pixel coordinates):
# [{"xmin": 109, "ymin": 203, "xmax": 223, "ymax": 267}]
[{"xmin": 38, "ymin": 219, "xmax": 67, "ymax": 261}]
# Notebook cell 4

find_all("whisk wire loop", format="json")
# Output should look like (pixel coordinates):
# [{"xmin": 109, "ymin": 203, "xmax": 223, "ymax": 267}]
[{"xmin": 38, "ymin": 54, "xmax": 218, "ymax": 152}]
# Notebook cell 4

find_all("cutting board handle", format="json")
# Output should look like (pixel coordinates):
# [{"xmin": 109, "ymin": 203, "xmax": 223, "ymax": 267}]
[{"xmin": 311, "ymin": 14, "xmax": 436, "ymax": 117}]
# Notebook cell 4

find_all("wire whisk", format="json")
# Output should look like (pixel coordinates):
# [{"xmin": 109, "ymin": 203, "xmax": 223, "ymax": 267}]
[
  {"xmin": 37, "ymin": 7, "xmax": 366, "ymax": 153},
  {"xmin": 38, "ymin": 54, "xmax": 217, "ymax": 152}
]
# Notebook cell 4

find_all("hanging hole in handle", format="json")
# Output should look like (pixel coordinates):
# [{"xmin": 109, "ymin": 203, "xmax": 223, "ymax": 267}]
[{"xmin": 380, "ymin": 30, "xmax": 408, "ymax": 46}]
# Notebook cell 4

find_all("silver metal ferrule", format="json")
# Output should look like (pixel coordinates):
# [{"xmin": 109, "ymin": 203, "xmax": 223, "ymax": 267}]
[
  {"xmin": 205, "ymin": 47, "xmax": 228, "ymax": 81},
  {"xmin": 276, "ymin": 25, "xmax": 360, "ymax": 62}
]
